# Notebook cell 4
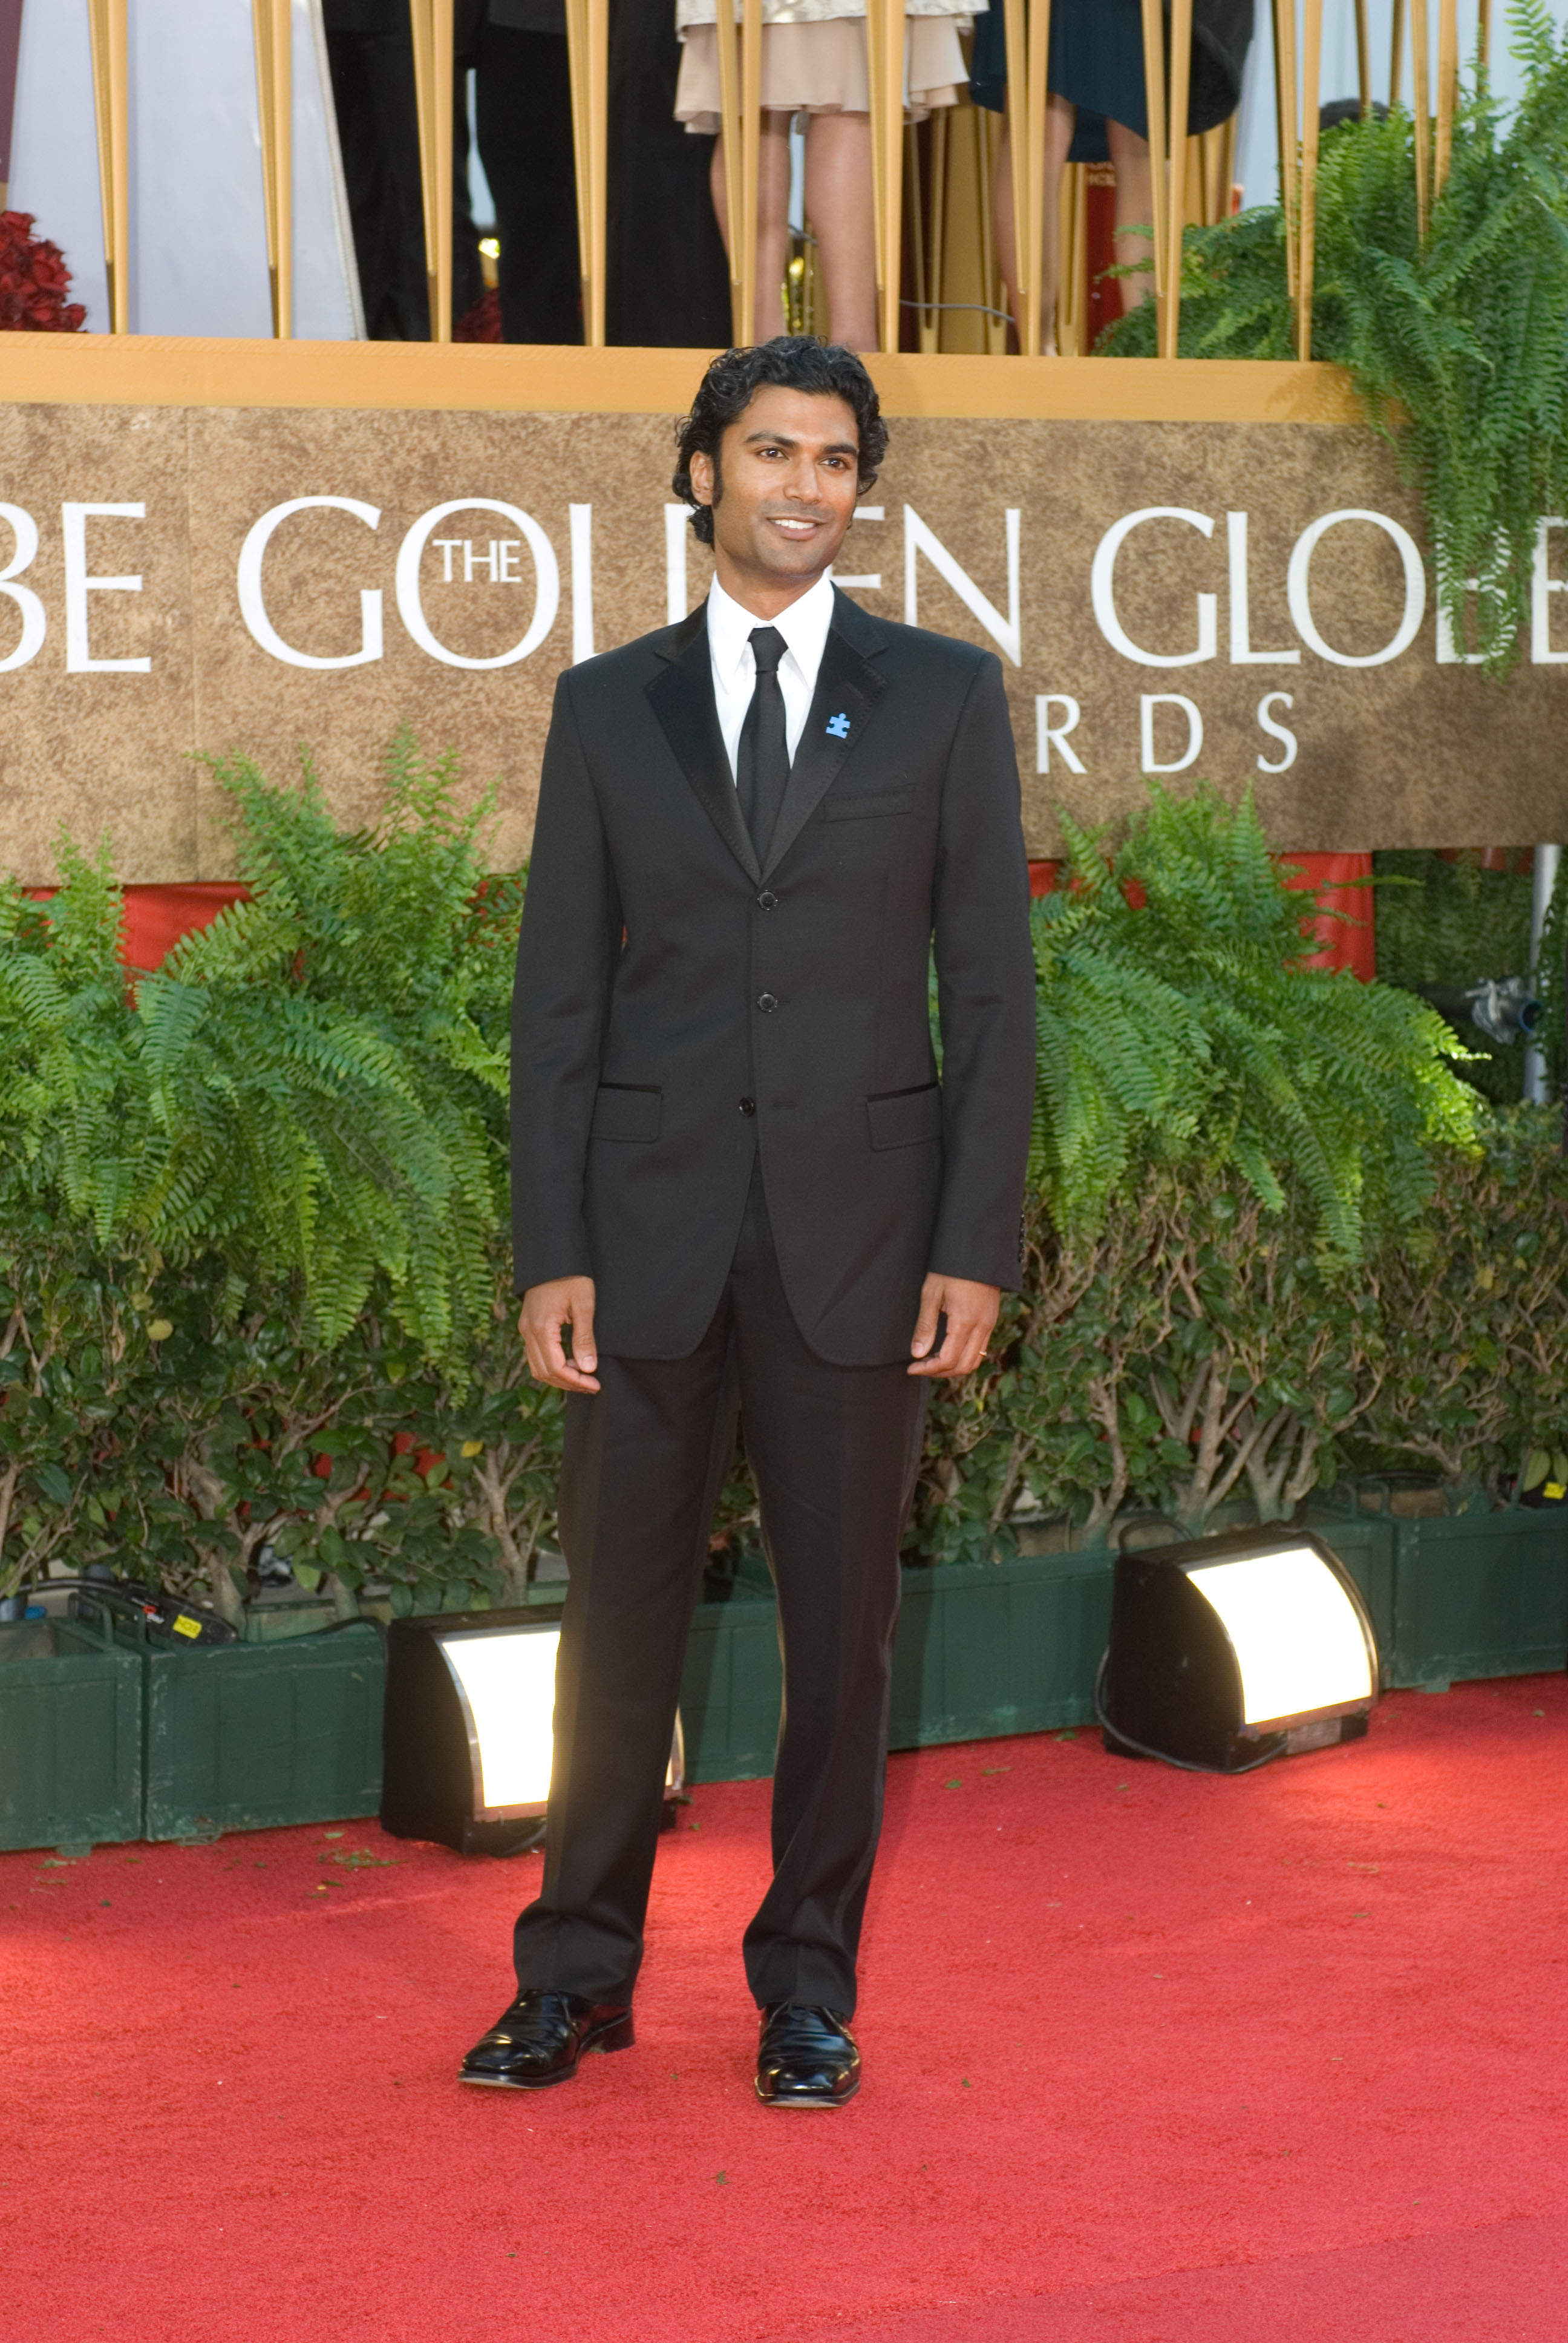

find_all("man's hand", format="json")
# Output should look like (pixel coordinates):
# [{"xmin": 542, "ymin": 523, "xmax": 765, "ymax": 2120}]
[
  {"xmin": 907, "ymin": 1273, "xmax": 1001, "ymax": 1379},
  {"xmin": 519, "ymin": 1276, "xmax": 601, "ymax": 1393}
]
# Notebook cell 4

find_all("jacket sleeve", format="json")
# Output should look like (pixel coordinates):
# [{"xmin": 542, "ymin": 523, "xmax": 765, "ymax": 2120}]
[
  {"xmin": 510, "ymin": 668, "xmax": 623, "ymax": 1295},
  {"xmin": 927, "ymin": 650, "xmax": 1037, "ymax": 1291}
]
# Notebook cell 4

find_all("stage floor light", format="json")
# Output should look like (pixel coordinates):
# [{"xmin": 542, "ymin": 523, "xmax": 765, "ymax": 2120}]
[
  {"xmin": 381, "ymin": 1605, "xmax": 684, "ymax": 1855},
  {"xmin": 1099, "ymin": 1525, "xmax": 1379, "ymax": 1773}
]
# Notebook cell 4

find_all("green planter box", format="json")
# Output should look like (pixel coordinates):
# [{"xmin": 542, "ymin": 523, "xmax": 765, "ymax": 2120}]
[
  {"xmin": 680, "ymin": 1581, "xmax": 782, "ymax": 1784},
  {"xmin": 1388, "ymin": 1507, "xmax": 1568, "ymax": 1688},
  {"xmin": 143, "ymin": 1624, "xmax": 386, "ymax": 1841},
  {"xmin": 678, "ymin": 1545, "xmax": 1117, "ymax": 1784},
  {"xmin": 890, "ymin": 1546, "xmax": 1114, "ymax": 1747},
  {"xmin": 0, "ymin": 1616, "xmax": 144, "ymax": 1852},
  {"xmin": 1312, "ymin": 1493, "xmax": 1568, "ymax": 1689}
]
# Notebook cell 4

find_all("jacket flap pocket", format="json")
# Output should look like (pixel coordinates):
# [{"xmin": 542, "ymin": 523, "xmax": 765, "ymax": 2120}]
[
  {"xmin": 591, "ymin": 1084, "xmax": 662, "ymax": 1143},
  {"xmin": 823, "ymin": 790, "xmax": 915, "ymax": 822},
  {"xmin": 866, "ymin": 1083, "xmax": 942, "ymax": 1150}
]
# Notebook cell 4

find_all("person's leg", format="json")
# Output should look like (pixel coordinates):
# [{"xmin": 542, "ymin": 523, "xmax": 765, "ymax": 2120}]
[
  {"xmin": 709, "ymin": 111, "xmax": 794, "ymax": 341},
  {"xmin": 476, "ymin": 23, "xmax": 583, "ymax": 343},
  {"xmin": 1105, "ymin": 116, "xmax": 1154, "ymax": 316},
  {"xmin": 324, "ymin": 28, "xmax": 430, "ymax": 340},
  {"xmin": 991, "ymin": 93, "xmax": 1076, "ymax": 352},
  {"xmin": 730, "ymin": 1180, "xmax": 929, "ymax": 2016},
  {"xmin": 511, "ymin": 1322, "xmax": 739, "ymax": 2002},
  {"xmin": 802, "ymin": 110, "xmax": 877, "ymax": 350}
]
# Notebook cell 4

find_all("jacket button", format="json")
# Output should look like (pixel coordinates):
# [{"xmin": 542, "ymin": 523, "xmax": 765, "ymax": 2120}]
[
  {"xmin": 757, "ymin": 891, "xmax": 779, "ymax": 911},
  {"xmin": 756, "ymin": 992, "xmax": 778, "ymax": 1013},
  {"xmin": 739, "ymin": 1096, "xmax": 756, "ymax": 1116}
]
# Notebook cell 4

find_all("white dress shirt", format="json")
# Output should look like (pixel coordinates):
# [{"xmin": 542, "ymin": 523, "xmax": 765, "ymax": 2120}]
[{"xmin": 706, "ymin": 568, "xmax": 836, "ymax": 783}]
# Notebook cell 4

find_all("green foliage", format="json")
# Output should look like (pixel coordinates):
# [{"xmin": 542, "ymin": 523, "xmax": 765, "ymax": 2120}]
[
  {"xmin": 1100, "ymin": 5, "xmax": 1568, "ymax": 677},
  {"xmin": 1374, "ymin": 848, "xmax": 1537, "ymax": 990},
  {"xmin": 912, "ymin": 1172, "xmax": 1382, "ymax": 1549},
  {"xmin": 912, "ymin": 1106, "xmax": 1568, "ymax": 1555},
  {"xmin": 137, "ymin": 733, "xmax": 521, "ymax": 1358},
  {"xmin": 0, "ymin": 733, "xmax": 550, "ymax": 1611},
  {"xmin": 1372, "ymin": 847, "xmax": 1562, "ymax": 1105},
  {"xmin": 0, "ymin": 842, "xmax": 148, "ymax": 1243},
  {"xmin": 1347, "ymin": 1105, "xmax": 1568, "ymax": 1485},
  {"xmin": 0, "ymin": 749, "xmax": 1554, "ymax": 1606},
  {"xmin": 1030, "ymin": 784, "xmax": 1477, "ymax": 1254}
]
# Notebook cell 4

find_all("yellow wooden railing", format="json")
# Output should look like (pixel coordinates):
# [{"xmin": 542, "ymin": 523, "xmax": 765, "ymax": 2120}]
[{"xmin": 77, "ymin": 0, "xmax": 1488, "ymax": 358}]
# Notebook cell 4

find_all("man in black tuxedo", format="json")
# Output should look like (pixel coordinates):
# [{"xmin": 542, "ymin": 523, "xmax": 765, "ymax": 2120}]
[{"xmin": 462, "ymin": 338, "xmax": 1036, "ymax": 2108}]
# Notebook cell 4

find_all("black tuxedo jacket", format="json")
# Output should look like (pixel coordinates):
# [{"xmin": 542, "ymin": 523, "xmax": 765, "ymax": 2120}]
[{"xmin": 510, "ymin": 587, "xmax": 1037, "ymax": 1365}]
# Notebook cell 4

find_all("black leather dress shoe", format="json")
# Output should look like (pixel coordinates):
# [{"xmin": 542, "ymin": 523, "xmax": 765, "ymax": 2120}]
[
  {"xmin": 459, "ymin": 1990, "xmax": 634, "ymax": 2089},
  {"xmin": 754, "ymin": 2003, "xmax": 860, "ymax": 2108}
]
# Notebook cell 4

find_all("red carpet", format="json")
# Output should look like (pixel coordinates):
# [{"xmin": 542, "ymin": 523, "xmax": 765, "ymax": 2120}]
[{"xmin": 4, "ymin": 1676, "xmax": 1564, "ymax": 2342}]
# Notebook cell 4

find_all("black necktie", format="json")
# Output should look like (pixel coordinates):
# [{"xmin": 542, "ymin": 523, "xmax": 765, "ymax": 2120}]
[{"xmin": 736, "ymin": 626, "xmax": 791, "ymax": 863}]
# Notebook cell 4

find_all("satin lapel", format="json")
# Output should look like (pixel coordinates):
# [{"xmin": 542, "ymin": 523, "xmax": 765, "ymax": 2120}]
[
  {"xmin": 645, "ymin": 615, "xmax": 762, "ymax": 885},
  {"xmin": 762, "ymin": 612, "xmax": 890, "ymax": 878}
]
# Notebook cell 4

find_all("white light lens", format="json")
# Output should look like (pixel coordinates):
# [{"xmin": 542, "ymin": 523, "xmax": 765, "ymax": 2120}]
[
  {"xmin": 437, "ymin": 1627, "xmax": 560, "ymax": 1813},
  {"xmin": 1186, "ymin": 1547, "xmax": 1373, "ymax": 1727}
]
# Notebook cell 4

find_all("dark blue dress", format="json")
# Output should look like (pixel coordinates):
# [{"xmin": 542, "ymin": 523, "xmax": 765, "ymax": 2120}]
[{"xmin": 970, "ymin": 0, "xmax": 1151, "ymax": 160}]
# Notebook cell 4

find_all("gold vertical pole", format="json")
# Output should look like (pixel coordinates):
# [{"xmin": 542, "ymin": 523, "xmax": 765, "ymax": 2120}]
[
  {"xmin": 432, "ymin": 0, "xmax": 454, "ymax": 342},
  {"xmin": 926, "ymin": 109, "xmax": 949, "ymax": 350},
  {"xmin": 1434, "ymin": 0, "xmax": 1458, "ymax": 199},
  {"xmin": 1138, "ymin": 0, "xmax": 1167, "ymax": 300},
  {"xmin": 739, "ymin": 0, "xmax": 762, "ymax": 342},
  {"xmin": 1297, "ymin": 0, "xmax": 1322, "ymax": 359},
  {"xmin": 1160, "ymin": 0, "xmax": 1191, "ymax": 358},
  {"xmin": 1411, "ymin": 0, "xmax": 1431, "ymax": 238},
  {"xmin": 712, "ymin": 0, "xmax": 745, "ymax": 339},
  {"xmin": 584, "ymin": 0, "xmax": 607, "ymax": 344},
  {"xmin": 252, "ymin": 0, "xmax": 293, "ymax": 338},
  {"xmin": 1022, "ymin": 0, "xmax": 1052, "ymax": 355},
  {"xmin": 87, "ymin": 0, "xmax": 129, "ymax": 333},
  {"xmin": 874, "ymin": 0, "xmax": 907, "ymax": 353},
  {"xmin": 410, "ymin": 0, "xmax": 454, "ymax": 341},
  {"xmin": 866, "ymin": 0, "xmax": 885, "ymax": 301},
  {"xmin": 1055, "ymin": 160, "xmax": 1086, "ymax": 353},
  {"xmin": 1389, "ymin": 0, "xmax": 1406, "ymax": 100},
  {"xmin": 564, "ymin": 0, "xmax": 592, "ymax": 327},
  {"xmin": 563, "ymin": 0, "xmax": 609, "ymax": 341},
  {"xmin": 1216, "ymin": 111, "xmax": 1238, "ymax": 221},
  {"xmin": 906, "ymin": 126, "xmax": 929, "ymax": 349},
  {"xmin": 1273, "ymin": 0, "xmax": 1298, "ymax": 297},
  {"xmin": 976, "ymin": 106, "xmax": 1005, "ymax": 353},
  {"xmin": 1478, "ymin": 0, "xmax": 1492, "ymax": 67},
  {"xmin": 1002, "ymin": 0, "xmax": 1030, "ymax": 339},
  {"xmin": 1354, "ymin": 0, "xmax": 1371, "ymax": 116}
]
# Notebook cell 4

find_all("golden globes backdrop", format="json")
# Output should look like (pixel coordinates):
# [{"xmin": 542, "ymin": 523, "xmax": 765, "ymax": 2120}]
[{"xmin": 1, "ymin": 396, "xmax": 1566, "ymax": 880}]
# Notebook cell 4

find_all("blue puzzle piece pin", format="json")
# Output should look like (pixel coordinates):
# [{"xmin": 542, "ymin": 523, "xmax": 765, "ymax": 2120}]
[{"xmin": 825, "ymin": 712, "xmax": 851, "ymax": 739}]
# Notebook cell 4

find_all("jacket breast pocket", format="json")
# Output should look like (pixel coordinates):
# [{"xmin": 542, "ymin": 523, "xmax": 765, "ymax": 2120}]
[
  {"xmin": 590, "ymin": 1084, "xmax": 662, "ymax": 1143},
  {"xmin": 866, "ymin": 1083, "xmax": 942, "ymax": 1150},
  {"xmin": 823, "ymin": 790, "xmax": 915, "ymax": 822}
]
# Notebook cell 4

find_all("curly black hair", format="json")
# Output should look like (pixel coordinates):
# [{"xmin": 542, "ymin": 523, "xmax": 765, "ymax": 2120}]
[{"xmin": 672, "ymin": 337, "xmax": 888, "ymax": 546}]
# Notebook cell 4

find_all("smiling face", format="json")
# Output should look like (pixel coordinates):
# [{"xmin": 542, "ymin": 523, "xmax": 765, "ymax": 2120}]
[{"xmin": 688, "ymin": 384, "xmax": 863, "ymax": 617}]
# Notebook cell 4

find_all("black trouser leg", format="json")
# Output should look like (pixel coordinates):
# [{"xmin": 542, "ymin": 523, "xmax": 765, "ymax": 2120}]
[
  {"xmin": 512, "ymin": 1170, "xmax": 926, "ymax": 2014},
  {"xmin": 475, "ymin": 25, "xmax": 582, "ymax": 344},
  {"xmin": 736, "ymin": 1195, "xmax": 929, "ymax": 2017},
  {"xmin": 325, "ymin": 29, "xmax": 482, "ymax": 338},
  {"xmin": 512, "ymin": 1312, "xmax": 738, "ymax": 2002}
]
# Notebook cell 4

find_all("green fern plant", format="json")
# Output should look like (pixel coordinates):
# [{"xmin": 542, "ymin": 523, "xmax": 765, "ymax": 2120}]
[
  {"xmin": 1030, "ymin": 782, "xmax": 1478, "ymax": 1253},
  {"xmin": 1100, "ymin": 1, "xmax": 1568, "ymax": 677},
  {"xmin": 135, "ymin": 732, "xmax": 523, "ymax": 1361}
]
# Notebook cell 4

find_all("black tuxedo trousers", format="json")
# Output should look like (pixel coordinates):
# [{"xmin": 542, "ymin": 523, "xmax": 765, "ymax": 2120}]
[{"xmin": 512, "ymin": 1163, "xmax": 929, "ymax": 2013}]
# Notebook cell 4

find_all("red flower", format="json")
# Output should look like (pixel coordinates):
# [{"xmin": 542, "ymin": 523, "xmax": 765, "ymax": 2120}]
[{"xmin": 0, "ymin": 212, "xmax": 87, "ymax": 333}]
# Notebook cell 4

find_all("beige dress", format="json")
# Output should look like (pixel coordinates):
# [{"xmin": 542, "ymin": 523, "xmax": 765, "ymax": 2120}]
[{"xmin": 674, "ymin": 0, "xmax": 981, "ymax": 133}]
